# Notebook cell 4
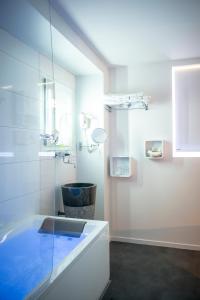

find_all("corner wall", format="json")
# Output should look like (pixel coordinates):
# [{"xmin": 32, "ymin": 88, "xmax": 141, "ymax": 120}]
[
  {"xmin": 76, "ymin": 75, "xmax": 105, "ymax": 220},
  {"xmin": 108, "ymin": 62, "xmax": 200, "ymax": 249}
]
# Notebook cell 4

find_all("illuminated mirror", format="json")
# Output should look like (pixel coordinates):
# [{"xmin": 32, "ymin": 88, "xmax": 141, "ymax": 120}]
[
  {"xmin": 41, "ymin": 78, "xmax": 55, "ymax": 134},
  {"xmin": 40, "ymin": 78, "xmax": 73, "ymax": 148},
  {"xmin": 55, "ymin": 82, "xmax": 73, "ymax": 148}
]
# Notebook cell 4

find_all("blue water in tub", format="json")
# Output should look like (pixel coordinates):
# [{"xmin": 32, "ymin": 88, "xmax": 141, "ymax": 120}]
[{"xmin": 0, "ymin": 227, "xmax": 86, "ymax": 300}]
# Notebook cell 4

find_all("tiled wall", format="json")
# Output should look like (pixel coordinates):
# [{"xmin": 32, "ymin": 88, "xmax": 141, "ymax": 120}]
[{"xmin": 0, "ymin": 28, "xmax": 76, "ymax": 229}]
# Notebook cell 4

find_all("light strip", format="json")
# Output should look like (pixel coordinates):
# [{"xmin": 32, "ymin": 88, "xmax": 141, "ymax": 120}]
[
  {"xmin": 172, "ymin": 64, "xmax": 200, "ymax": 72},
  {"xmin": 172, "ymin": 64, "xmax": 200, "ymax": 157},
  {"xmin": 174, "ymin": 151, "xmax": 200, "ymax": 158},
  {"xmin": 172, "ymin": 67, "xmax": 177, "ymax": 157}
]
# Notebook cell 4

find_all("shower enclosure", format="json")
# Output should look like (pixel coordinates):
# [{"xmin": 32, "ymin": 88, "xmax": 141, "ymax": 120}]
[{"xmin": 0, "ymin": 0, "xmax": 74, "ymax": 298}]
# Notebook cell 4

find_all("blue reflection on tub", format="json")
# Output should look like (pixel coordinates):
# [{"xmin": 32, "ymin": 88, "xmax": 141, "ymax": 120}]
[{"xmin": 0, "ymin": 227, "xmax": 86, "ymax": 300}]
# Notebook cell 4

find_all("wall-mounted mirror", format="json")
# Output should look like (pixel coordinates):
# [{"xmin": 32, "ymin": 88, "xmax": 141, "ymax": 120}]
[
  {"xmin": 79, "ymin": 127, "xmax": 107, "ymax": 153},
  {"xmin": 40, "ymin": 78, "xmax": 73, "ymax": 149},
  {"xmin": 91, "ymin": 128, "xmax": 107, "ymax": 144}
]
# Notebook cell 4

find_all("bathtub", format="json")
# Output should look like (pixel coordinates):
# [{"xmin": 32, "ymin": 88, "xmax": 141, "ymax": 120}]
[{"xmin": 0, "ymin": 215, "xmax": 110, "ymax": 300}]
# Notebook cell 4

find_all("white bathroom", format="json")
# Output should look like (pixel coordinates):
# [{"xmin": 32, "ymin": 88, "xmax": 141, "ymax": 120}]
[{"xmin": 0, "ymin": 1, "xmax": 200, "ymax": 299}]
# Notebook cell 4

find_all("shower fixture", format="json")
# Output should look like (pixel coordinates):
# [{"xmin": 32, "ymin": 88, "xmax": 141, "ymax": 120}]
[
  {"xmin": 55, "ymin": 151, "xmax": 76, "ymax": 167},
  {"xmin": 40, "ymin": 132, "xmax": 58, "ymax": 146}
]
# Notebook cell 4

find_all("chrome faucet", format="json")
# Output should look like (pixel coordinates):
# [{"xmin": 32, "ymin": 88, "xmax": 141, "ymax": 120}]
[{"xmin": 40, "ymin": 133, "xmax": 58, "ymax": 145}]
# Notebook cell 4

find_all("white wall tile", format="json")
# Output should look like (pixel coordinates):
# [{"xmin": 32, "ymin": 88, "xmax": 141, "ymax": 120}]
[
  {"xmin": 0, "ymin": 28, "xmax": 39, "ymax": 70},
  {"xmin": 0, "ymin": 127, "xmax": 40, "ymax": 164},
  {"xmin": 0, "ymin": 89, "xmax": 40, "ymax": 129},
  {"xmin": 0, "ymin": 50, "xmax": 40, "ymax": 100},
  {"xmin": 56, "ymin": 160, "xmax": 76, "ymax": 186},
  {"xmin": 40, "ymin": 159, "xmax": 55, "ymax": 190},
  {"xmin": 0, "ymin": 192, "xmax": 40, "ymax": 229},
  {"xmin": 0, "ymin": 161, "xmax": 40, "ymax": 202},
  {"xmin": 40, "ymin": 188, "xmax": 55, "ymax": 216}
]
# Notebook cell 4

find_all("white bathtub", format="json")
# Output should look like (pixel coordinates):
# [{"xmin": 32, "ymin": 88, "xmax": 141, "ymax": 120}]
[{"xmin": 0, "ymin": 215, "xmax": 110, "ymax": 300}]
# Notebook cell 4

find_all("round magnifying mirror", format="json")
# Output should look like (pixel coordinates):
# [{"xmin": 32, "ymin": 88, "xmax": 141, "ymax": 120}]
[{"xmin": 91, "ymin": 128, "xmax": 107, "ymax": 144}]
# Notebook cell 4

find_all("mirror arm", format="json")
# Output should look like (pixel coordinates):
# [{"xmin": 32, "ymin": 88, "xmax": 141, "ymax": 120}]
[{"xmin": 78, "ymin": 142, "xmax": 99, "ymax": 152}]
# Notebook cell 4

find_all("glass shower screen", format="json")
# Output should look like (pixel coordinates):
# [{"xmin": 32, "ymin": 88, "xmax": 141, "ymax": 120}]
[{"xmin": 0, "ymin": 0, "xmax": 56, "ymax": 298}]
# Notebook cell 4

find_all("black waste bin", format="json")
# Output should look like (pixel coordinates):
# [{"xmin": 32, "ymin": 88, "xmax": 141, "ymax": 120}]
[{"xmin": 61, "ymin": 183, "xmax": 97, "ymax": 219}]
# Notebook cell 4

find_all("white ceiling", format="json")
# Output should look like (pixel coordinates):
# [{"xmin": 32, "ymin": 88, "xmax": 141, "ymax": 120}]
[
  {"xmin": 55, "ymin": 0, "xmax": 200, "ymax": 66},
  {"xmin": 0, "ymin": 0, "xmax": 100, "ymax": 75}
]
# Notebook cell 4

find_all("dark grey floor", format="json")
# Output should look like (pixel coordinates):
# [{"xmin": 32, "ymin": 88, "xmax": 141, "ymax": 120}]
[{"xmin": 103, "ymin": 242, "xmax": 200, "ymax": 300}]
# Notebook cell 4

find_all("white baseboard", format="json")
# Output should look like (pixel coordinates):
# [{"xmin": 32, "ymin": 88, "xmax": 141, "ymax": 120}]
[{"xmin": 110, "ymin": 235, "xmax": 200, "ymax": 251}]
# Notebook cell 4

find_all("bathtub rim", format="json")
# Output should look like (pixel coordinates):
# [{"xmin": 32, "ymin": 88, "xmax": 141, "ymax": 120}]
[{"xmin": 8, "ymin": 215, "xmax": 109, "ymax": 299}]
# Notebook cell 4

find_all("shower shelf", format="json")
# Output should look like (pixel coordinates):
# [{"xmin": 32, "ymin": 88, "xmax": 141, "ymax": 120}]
[
  {"xmin": 145, "ymin": 140, "xmax": 164, "ymax": 159},
  {"xmin": 110, "ymin": 156, "xmax": 132, "ymax": 177}
]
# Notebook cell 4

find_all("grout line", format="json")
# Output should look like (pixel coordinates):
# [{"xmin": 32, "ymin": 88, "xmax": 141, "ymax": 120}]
[
  {"xmin": 0, "ymin": 190, "xmax": 41, "ymax": 205},
  {"xmin": 0, "ymin": 39, "xmax": 40, "ymax": 72},
  {"xmin": 0, "ymin": 159, "xmax": 41, "ymax": 166},
  {"xmin": 0, "ymin": 87, "xmax": 41, "ymax": 102},
  {"xmin": 0, "ymin": 125, "xmax": 40, "ymax": 131},
  {"xmin": 0, "ymin": 83, "xmax": 40, "ymax": 102}
]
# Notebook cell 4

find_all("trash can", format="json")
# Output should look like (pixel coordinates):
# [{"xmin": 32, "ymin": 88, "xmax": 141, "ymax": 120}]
[{"xmin": 61, "ymin": 183, "xmax": 97, "ymax": 219}]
